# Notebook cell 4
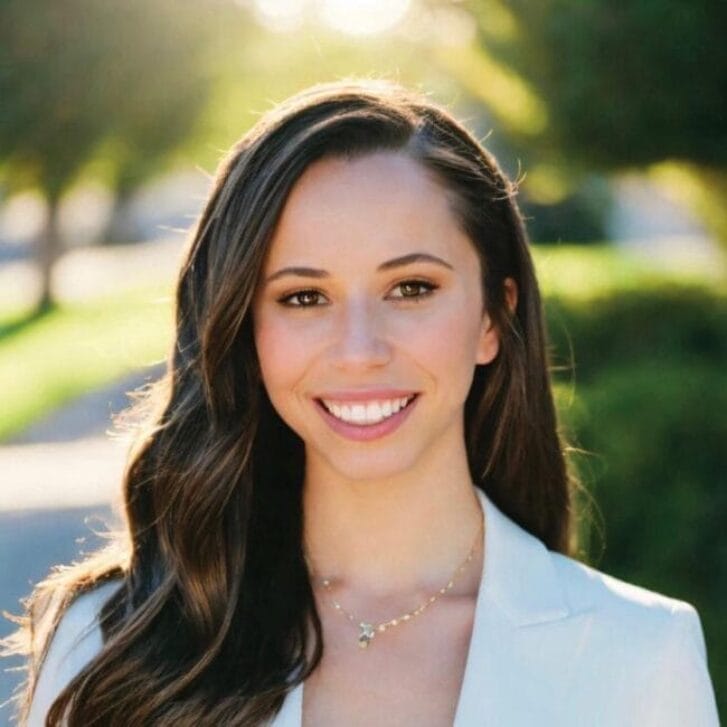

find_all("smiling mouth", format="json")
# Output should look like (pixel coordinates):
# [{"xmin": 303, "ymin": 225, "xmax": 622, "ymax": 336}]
[{"xmin": 314, "ymin": 394, "xmax": 419, "ymax": 427}]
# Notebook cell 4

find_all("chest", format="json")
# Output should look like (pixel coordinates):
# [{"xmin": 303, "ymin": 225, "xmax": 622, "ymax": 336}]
[{"xmin": 301, "ymin": 597, "xmax": 476, "ymax": 727}]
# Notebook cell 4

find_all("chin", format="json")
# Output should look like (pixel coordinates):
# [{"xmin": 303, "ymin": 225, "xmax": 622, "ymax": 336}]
[{"xmin": 314, "ymin": 446, "xmax": 422, "ymax": 485}]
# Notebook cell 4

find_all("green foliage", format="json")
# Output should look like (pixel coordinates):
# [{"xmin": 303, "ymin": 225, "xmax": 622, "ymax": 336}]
[
  {"xmin": 531, "ymin": 243, "xmax": 720, "ymax": 299},
  {"xmin": 475, "ymin": 0, "xmax": 727, "ymax": 169},
  {"xmin": 548, "ymin": 285, "xmax": 727, "ymax": 712},
  {"xmin": 0, "ymin": 1, "xmax": 110, "ymax": 197},
  {"xmin": 545, "ymin": 285, "xmax": 727, "ymax": 381},
  {"xmin": 570, "ymin": 364, "xmax": 726, "ymax": 583},
  {"xmin": 522, "ymin": 184, "xmax": 611, "ymax": 244},
  {"xmin": 0, "ymin": 0, "xmax": 214, "ymax": 198}
]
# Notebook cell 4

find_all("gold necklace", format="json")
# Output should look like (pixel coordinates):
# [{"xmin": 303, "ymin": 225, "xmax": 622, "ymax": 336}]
[{"xmin": 304, "ymin": 503, "xmax": 484, "ymax": 649}]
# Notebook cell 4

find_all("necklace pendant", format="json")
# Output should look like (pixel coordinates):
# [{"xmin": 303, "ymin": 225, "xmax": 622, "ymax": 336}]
[{"xmin": 358, "ymin": 622, "xmax": 375, "ymax": 649}]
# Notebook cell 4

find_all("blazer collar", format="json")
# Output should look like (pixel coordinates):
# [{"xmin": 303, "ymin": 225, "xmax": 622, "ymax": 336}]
[
  {"xmin": 475, "ymin": 487, "xmax": 571, "ymax": 626},
  {"xmin": 451, "ymin": 488, "xmax": 579, "ymax": 726}
]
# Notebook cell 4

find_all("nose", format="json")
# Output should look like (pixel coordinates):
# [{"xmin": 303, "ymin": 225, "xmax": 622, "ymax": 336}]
[{"xmin": 329, "ymin": 297, "xmax": 392, "ymax": 370}]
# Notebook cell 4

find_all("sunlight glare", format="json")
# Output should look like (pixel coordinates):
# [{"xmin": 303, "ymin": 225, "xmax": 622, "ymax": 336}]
[
  {"xmin": 318, "ymin": 0, "xmax": 412, "ymax": 36},
  {"xmin": 252, "ymin": 0, "xmax": 305, "ymax": 32}
]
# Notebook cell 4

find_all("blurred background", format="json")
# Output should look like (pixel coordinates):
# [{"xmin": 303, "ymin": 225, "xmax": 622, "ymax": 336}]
[{"xmin": 0, "ymin": 0, "xmax": 725, "ymax": 720}]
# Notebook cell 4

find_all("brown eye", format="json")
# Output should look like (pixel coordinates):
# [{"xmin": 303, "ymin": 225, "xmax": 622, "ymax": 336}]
[
  {"xmin": 278, "ymin": 289, "xmax": 326, "ymax": 307},
  {"xmin": 389, "ymin": 280, "xmax": 438, "ymax": 300}
]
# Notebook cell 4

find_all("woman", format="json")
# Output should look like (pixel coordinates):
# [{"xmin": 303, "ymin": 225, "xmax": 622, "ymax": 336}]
[{"xmin": 7, "ymin": 80, "xmax": 719, "ymax": 726}]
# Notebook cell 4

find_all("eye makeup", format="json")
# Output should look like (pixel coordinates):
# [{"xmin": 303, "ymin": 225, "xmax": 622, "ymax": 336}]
[{"xmin": 276, "ymin": 279, "xmax": 440, "ymax": 308}]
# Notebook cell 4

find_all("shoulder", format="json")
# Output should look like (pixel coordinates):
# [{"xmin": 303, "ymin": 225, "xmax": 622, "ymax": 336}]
[
  {"xmin": 27, "ymin": 580, "xmax": 121, "ymax": 727},
  {"xmin": 550, "ymin": 550, "xmax": 704, "ymax": 639},
  {"xmin": 547, "ymin": 552, "xmax": 719, "ymax": 724}
]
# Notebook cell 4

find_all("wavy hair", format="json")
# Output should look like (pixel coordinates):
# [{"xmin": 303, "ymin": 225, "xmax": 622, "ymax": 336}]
[{"xmin": 4, "ymin": 79, "xmax": 578, "ymax": 725}]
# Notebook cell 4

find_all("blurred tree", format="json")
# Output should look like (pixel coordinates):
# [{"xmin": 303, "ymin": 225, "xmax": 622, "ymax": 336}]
[
  {"xmin": 0, "ymin": 0, "xmax": 214, "ymax": 310},
  {"xmin": 470, "ymin": 0, "xmax": 726, "ymax": 168},
  {"xmin": 0, "ymin": 1, "xmax": 111, "ymax": 311},
  {"xmin": 467, "ymin": 0, "xmax": 727, "ymax": 242},
  {"xmin": 96, "ymin": 2, "xmax": 227, "ymax": 244}
]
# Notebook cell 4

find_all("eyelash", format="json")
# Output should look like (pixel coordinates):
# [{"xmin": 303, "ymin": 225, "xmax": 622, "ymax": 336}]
[{"xmin": 276, "ymin": 280, "xmax": 439, "ymax": 308}]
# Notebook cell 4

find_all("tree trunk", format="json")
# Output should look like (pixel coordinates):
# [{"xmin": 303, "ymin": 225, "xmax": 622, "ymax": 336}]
[
  {"xmin": 37, "ymin": 195, "xmax": 62, "ymax": 313},
  {"xmin": 103, "ymin": 187, "xmax": 140, "ymax": 244}
]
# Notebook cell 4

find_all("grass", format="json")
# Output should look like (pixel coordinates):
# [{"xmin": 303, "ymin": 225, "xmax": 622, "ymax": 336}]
[
  {"xmin": 0, "ymin": 283, "xmax": 174, "ymax": 441},
  {"xmin": 531, "ymin": 243, "xmax": 725, "ymax": 299},
  {"xmin": 0, "ymin": 243, "xmax": 722, "ymax": 442}
]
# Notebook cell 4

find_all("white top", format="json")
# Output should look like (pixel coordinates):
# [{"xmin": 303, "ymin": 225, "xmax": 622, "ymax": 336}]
[{"xmin": 28, "ymin": 488, "xmax": 720, "ymax": 726}]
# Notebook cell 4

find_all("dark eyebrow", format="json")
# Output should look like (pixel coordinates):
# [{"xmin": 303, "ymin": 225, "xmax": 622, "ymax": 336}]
[{"xmin": 263, "ymin": 253, "xmax": 454, "ymax": 285}]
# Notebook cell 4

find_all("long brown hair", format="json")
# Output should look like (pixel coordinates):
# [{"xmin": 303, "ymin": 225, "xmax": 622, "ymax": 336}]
[{"xmin": 4, "ymin": 79, "xmax": 578, "ymax": 725}]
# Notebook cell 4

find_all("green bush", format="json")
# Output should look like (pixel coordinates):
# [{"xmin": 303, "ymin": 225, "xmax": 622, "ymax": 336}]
[
  {"xmin": 545, "ymin": 285, "xmax": 727, "ymax": 382},
  {"xmin": 549, "ymin": 286, "xmax": 727, "ymax": 713}
]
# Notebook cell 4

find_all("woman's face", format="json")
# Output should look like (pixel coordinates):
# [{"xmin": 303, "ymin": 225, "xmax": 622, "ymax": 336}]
[{"xmin": 252, "ymin": 151, "xmax": 503, "ymax": 482}]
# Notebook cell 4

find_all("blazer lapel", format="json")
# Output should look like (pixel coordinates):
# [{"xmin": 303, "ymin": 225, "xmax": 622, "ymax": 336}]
[{"xmin": 453, "ymin": 489, "xmax": 591, "ymax": 726}]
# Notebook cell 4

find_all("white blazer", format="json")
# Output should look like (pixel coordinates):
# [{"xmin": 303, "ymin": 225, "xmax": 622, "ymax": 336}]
[
  {"xmin": 272, "ymin": 488, "xmax": 720, "ymax": 726},
  {"xmin": 28, "ymin": 488, "xmax": 720, "ymax": 726}
]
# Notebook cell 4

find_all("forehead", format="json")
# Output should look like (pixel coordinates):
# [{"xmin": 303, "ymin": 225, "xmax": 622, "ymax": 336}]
[{"xmin": 264, "ymin": 152, "xmax": 474, "ymax": 268}]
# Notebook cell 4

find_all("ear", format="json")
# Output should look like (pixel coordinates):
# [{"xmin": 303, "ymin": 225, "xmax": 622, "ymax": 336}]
[{"xmin": 475, "ymin": 277, "xmax": 518, "ymax": 365}]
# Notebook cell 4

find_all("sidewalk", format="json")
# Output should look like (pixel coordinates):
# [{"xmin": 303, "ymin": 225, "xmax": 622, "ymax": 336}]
[
  {"xmin": 0, "ymin": 236, "xmax": 185, "ymax": 309},
  {"xmin": 0, "ymin": 437, "xmax": 129, "ymax": 513},
  {"xmin": 0, "ymin": 365, "xmax": 164, "ymax": 512},
  {"xmin": 0, "ymin": 372, "xmax": 146, "ymax": 722}
]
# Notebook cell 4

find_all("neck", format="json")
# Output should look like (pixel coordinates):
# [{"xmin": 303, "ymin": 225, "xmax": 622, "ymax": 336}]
[{"xmin": 301, "ymin": 443, "xmax": 484, "ymax": 601}]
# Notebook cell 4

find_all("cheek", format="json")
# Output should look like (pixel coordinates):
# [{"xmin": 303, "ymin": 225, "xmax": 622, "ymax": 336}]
[
  {"xmin": 253, "ymin": 311, "xmax": 318, "ymax": 394},
  {"xmin": 254, "ymin": 319, "xmax": 290, "ymax": 388},
  {"xmin": 404, "ymin": 304, "xmax": 484, "ymax": 393}
]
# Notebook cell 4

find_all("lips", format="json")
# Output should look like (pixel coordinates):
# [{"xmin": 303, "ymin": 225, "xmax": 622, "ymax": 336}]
[{"xmin": 313, "ymin": 389, "xmax": 419, "ymax": 402}]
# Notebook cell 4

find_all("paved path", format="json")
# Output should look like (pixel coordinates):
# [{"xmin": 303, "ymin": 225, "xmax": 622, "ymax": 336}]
[
  {"xmin": 0, "ymin": 236, "xmax": 184, "ymax": 309},
  {"xmin": 0, "ymin": 365, "xmax": 155, "ymax": 721},
  {"xmin": 0, "ymin": 370, "xmax": 144, "ymax": 723},
  {"xmin": 0, "ymin": 505, "xmax": 115, "ymax": 725},
  {"xmin": 1, "ymin": 364, "xmax": 164, "ymax": 512}
]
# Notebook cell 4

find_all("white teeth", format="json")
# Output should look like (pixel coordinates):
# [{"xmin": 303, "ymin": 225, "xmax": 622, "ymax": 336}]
[
  {"xmin": 321, "ymin": 396, "xmax": 415, "ymax": 425},
  {"xmin": 351, "ymin": 404, "xmax": 367, "ymax": 423}
]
